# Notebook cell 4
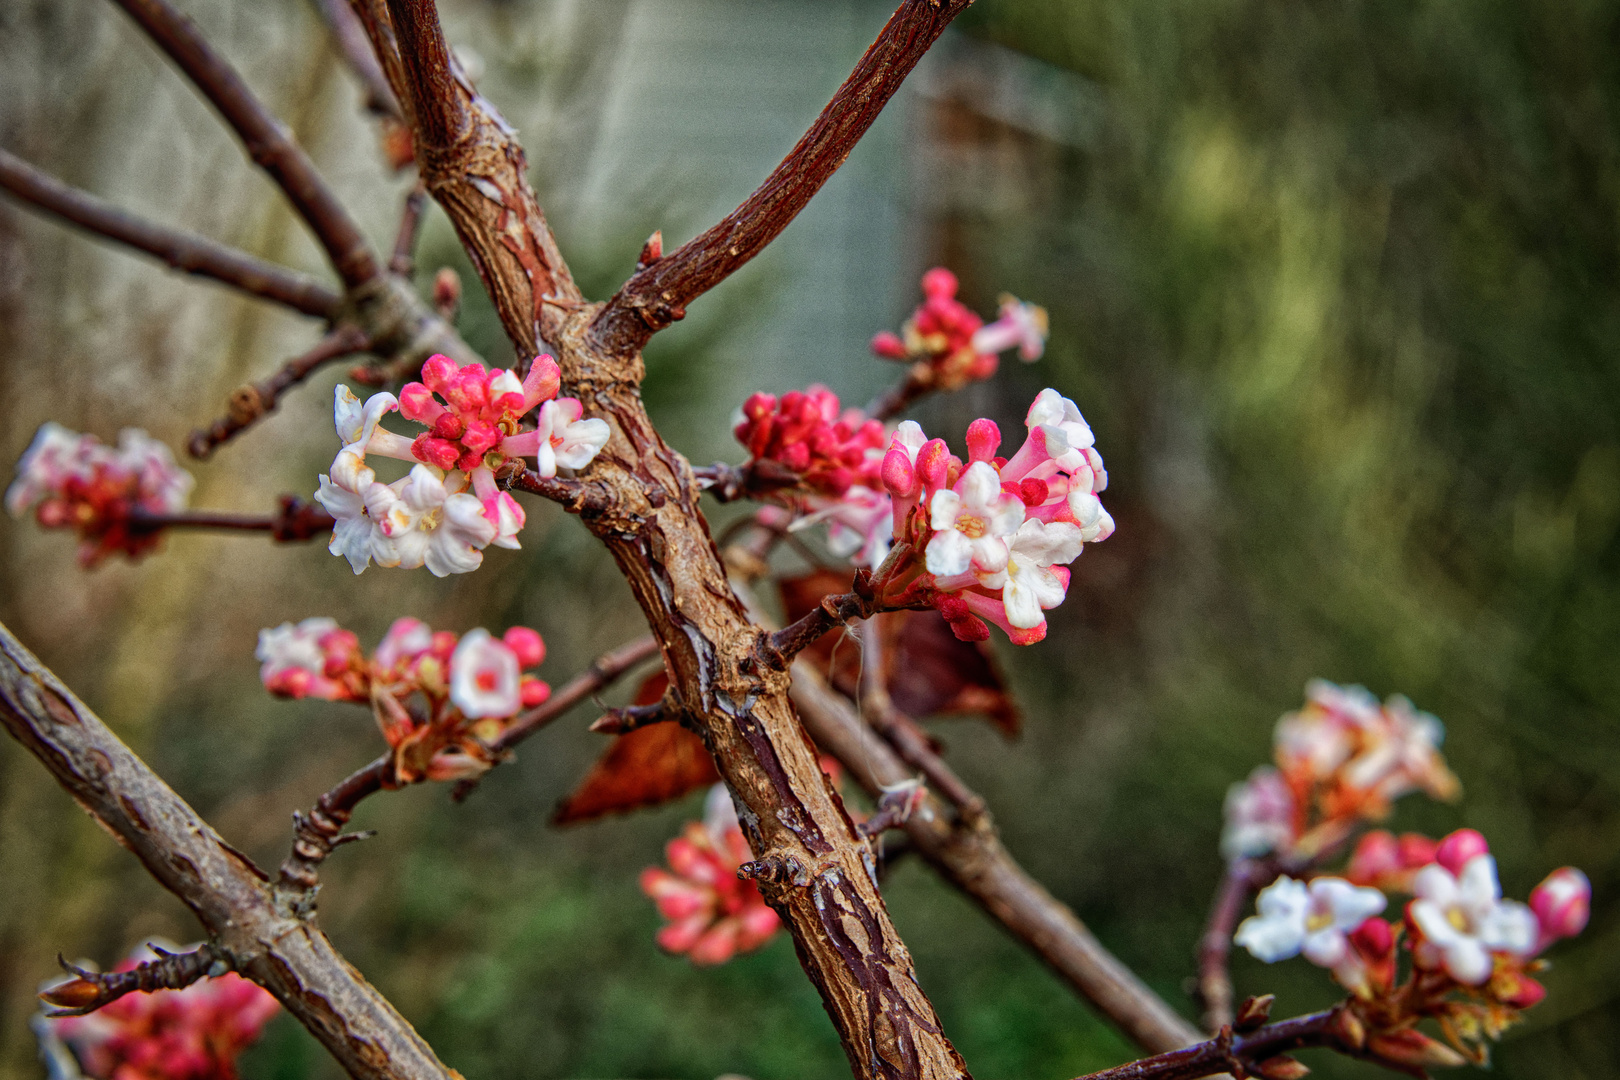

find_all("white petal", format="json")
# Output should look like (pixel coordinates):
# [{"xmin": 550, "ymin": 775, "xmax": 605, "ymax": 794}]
[
  {"xmin": 1312, "ymin": 878, "xmax": 1387, "ymax": 929},
  {"xmin": 1481, "ymin": 900, "xmax": 1539, "ymax": 957},
  {"xmin": 959, "ymin": 461, "xmax": 1005, "ymax": 513},
  {"xmin": 1443, "ymin": 939, "xmax": 1493, "ymax": 986},
  {"xmin": 1301, "ymin": 928, "xmax": 1349, "ymax": 968},
  {"xmin": 929, "ymin": 488, "xmax": 962, "ymax": 532},
  {"xmin": 925, "ymin": 528, "xmax": 973, "ymax": 576},
  {"xmin": 1011, "ymin": 519, "xmax": 1085, "ymax": 566}
]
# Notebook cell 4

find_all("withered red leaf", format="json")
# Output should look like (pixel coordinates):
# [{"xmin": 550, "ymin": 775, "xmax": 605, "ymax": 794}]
[
  {"xmin": 777, "ymin": 571, "xmax": 1021, "ymax": 737},
  {"xmin": 553, "ymin": 671, "xmax": 719, "ymax": 825}
]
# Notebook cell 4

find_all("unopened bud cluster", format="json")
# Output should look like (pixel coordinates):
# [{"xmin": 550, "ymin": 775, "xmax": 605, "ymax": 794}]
[
  {"xmin": 257, "ymin": 616, "xmax": 549, "ymax": 783},
  {"xmin": 870, "ymin": 267, "xmax": 1047, "ymax": 391}
]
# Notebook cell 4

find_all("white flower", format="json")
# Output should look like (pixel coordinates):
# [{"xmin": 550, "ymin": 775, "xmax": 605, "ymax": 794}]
[
  {"xmin": 533, "ymin": 398, "xmax": 611, "ymax": 477},
  {"xmin": 315, "ymin": 447, "xmax": 383, "ymax": 574},
  {"xmin": 449, "ymin": 628, "xmax": 522, "ymax": 719},
  {"xmin": 256, "ymin": 618, "xmax": 338, "ymax": 683},
  {"xmin": 817, "ymin": 486, "xmax": 894, "ymax": 568},
  {"xmin": 375, "ymin": 617, "xmax": 434, "ymax": 670},
  {"xmin": 925, "ymin": 461, "xmax": 1025, "ymax": 577},
  {"xmin": 1221, "ymin": 766, "xmax": 1296, "ymax": 861},
  {"xmin": 1235, "ymin": 875, "xmax": 1387, "ymax": 966},
  {"xmin": 976, "ymin": 518, "xmax": 1084, "ymax": 629},
  {"xmin": 6, "ymin": 422, "xmax": 89, "ymax": 515},
  {"xmin": 115, "ymin": 429, "xmax": 193, "ymax": 512},
  {"xmin": 367, "ymin": 465, "xmax": 497, "ymax": 577},
  {"xmin": 1024, "ymin": 388, "xmax": 1095, "ymax": 473},
  {"xmin": 1410, "ymin": 854, "xmax": 1539, "ymax": 985}
]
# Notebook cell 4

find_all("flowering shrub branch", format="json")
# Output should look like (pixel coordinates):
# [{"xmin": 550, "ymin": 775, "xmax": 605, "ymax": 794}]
[{"xmin": 39, "ymin": 945, "xmax": 229, "ymax": 1019}]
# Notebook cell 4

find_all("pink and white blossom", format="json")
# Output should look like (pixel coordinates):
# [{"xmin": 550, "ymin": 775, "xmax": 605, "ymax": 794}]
[
  {"xmin": 366, "ymin": 465, "xmax": 496, "ymax": 577},
  {"xmin": 1529, "ymin": 867, "xmax": 1591, "ymax": 949},
  {"xmin": 449, "ymin": 628, "xmax": 523, "ymax": 719},
  {"xmin": 1221, "ymin": 765, "xmax": 1297, "ymax": 860},
  {"xmin": 255, "ymin": 617, "xmax": 357, "ymax": 700},
  {"xmin": 1409, "ymin": 852, "xmax": 1538, "ymax": 985},
  {"xmin": 925, "ymin": 461, "xmax": 1025, "ymax": 577},
  {"xmin": 1235, "ymin": 875, "xmax": 1387, "ymax": 967},
  {"xmin": 971, "ymin": 297, "xmax": 1049, "ymax": 361}
]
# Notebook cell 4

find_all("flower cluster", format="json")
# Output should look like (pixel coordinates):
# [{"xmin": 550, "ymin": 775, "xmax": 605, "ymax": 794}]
[
  {"xmin": 1221, "ymin": 680, "xmax": 1461, "ymax": 863},
  {"xmin": 256, "ymin": 616, "xmax": 549, "ymax": 783},
  {"xmin": 639, "ymin": 785, "xmax": 781, "ymax": 965},
  {"xmin": 6, "ymin": 424, "xmax": 193, "ymax": 565},
  {"xmin": 876, "ymin": 388, "xmax": 1114, "ymax": 644},
  {"xmin": 315, "ymin": 354, "xmax": 609, "ymax": 576},
  {"xmin": 1235, "ymin": 828, "xmax": 1589, "ymax": 1066},
  {"xmin": 49, "ymin": 945, "xmax": 279, "ymax": 1080},
  {"xmin": 869, "ymin": 267, "xmax": 1047, "ymax": 391},
  {"xmin": 733, "ymin": 385, "xmax": 886, "ymax": 497}
]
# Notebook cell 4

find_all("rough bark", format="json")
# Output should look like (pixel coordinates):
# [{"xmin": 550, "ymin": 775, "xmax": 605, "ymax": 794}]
[{"xmin": 0, "ymin": 623, "xmax": 457, "ymax": 1080}]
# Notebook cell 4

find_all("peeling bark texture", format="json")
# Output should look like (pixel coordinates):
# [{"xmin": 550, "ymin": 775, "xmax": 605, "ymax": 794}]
[
  {"xmin": 589, "ymin": 0, "xmax": 974, "ymax": 354},
  {"xmin": 789, "ymin": 663, "xmax": 1203, "ymax": 1055},
  {"xmin": 382, "ymin": 3, "xmax": 971, "ymax": 1077},
  {"xmin": 0, "ymin": 623, "xmax": 458, "ymax": 1080}
]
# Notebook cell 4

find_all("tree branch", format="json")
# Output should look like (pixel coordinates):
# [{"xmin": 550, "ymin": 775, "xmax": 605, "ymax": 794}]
[
  {"xmin": 589, "ymin": 0, "xmax": 972, "ymax": 354},
  {"xmin": 187, "ymin": 325, "xmax": 372, "ymax": 457},
  {"xmin": 312, "ymin": 0, "xmax": 405, "ymax": 121},
  {"xmin": 1068, "ymin": 1010, "xmax": 1339, "ymax": 1080},
  {"xmin": 276, "ymin": 756, "xmax": 390, "ymax": 911},
  {"xmin": 0, "ymin": 621, "xmax": 456, "ymax": 1080},
  {"xmin": 40, "ymin": 943, "xmax": 227, "ymax": 1017},
  {"xmin": 787, "ymin": 659, "xmax": 1202, "ymax": 1055},
  {"xmin": 109, "ymin": 0, "xmax": 383, "ymax": 289},
  {"xmin": 0, "ymin": 148, "xmax": 342, "ymax": 320},
  {"xmin": 127, "ymin": 496, "xmax": 336, "ymax": 541}
]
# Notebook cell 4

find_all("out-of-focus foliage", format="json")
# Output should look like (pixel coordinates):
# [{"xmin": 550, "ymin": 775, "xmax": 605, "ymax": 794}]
[{"xmin": 1, "ymin": 0, "xmax": 1616, "ymax": 1079}]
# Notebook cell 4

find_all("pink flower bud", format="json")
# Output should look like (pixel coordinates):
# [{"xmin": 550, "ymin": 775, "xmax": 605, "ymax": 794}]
[
  {"xmin": 433, "ymin": 268, "xmax": 461, "ymax": 312},
  {"xmin": 921, "ymin": 266, "xmax": 959, "ymax": 299},
  {"xmin": 1435, "ymin": 828, "xmax": 1490, "ymax": 875},
  {"xmin": 411, "ymin": 434, "xmax": 462, "ymax": 470},
  {"xmin": 870, "ymin": 330, "xmax": 908, "ymax": 359},
  {"xmin": 1348, "ymin": 830, "xmax": 1401, "ymax": 886},
  {"xmin": 502, "ymin": 626, "xmax": 546, "ymax": 668},
  {"xmin": 881, "ymin": 447, "xmax": 917, "ymax": 497},
  {"xmin": 460, "ymin": 419, "xmax": 502, "ymax": 457},
  {"xmin": 966, "ymin": 418, "xmax": 1001, "ymax": 463},
  {"xmin": 916, "ymin": 438, "xmax": 952, "ymax": 492},
  {"xmin": 399, "ymin": 381, "xmax": 446, "ymax": 424},
  {"xmin": 420, "ymin": 353, "xmax": 457, "ymax": 391},
  {"xmin": 431, "ymin": 412, "xmax": 465, "ymax": 440},
  {"xmin": 522, "ymin": 355, "xmax": 562, "ymax": 409},
  {"xmin": 1530, "ymin": 867, "xmax": 1590, "ymax": 943},
  {"xmin": 520, "ymin": 677, "xmax": 551, "ymax": 707},
  {"xmin": 1019, "ymin": 478, "xmax": 1050, "ymax": 506}
]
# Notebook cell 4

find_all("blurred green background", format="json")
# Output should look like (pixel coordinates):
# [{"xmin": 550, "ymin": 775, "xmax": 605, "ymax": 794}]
[{"xmin": 1, "ymin": 1, "xmax": 1616, "ymax": 1078}]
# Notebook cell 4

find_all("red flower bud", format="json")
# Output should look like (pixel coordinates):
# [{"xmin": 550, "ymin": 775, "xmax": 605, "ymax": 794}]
[
  {"xmin": 870, "ymin": 330, "xmax": 909, "ymax": 359},
  {"xmin": 1435, "ymin": 828, "xmax": 1490, "ymax": 874}
]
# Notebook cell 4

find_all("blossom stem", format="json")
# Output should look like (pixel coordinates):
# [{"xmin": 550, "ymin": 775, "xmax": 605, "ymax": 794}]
[
  {"xmin": 187, "ymin": 327, "xmax": 374, "ymax": 458},
  {"xmin": 126, "ymin": 497, "xmax": 336, "ymax": 542},
  {"xmin": 1068, "ymin": 1010, "xmax": 1340, "ymax": 1080},
  {"xmin": 1197, "ymin": 859, "xmax": 1271, "ymax": 1032},
  {"xmin": 275, "ymin": 756, "xmax": 390, "ymax": 903},
  {"xmin": 40, "ymin": 943, "xmax": 228, "ymax": 1017},
  {"xmin": 692, "ymin": 459, "xmax": 803, "ymax": 503},
  {"xmin": 0, "ymin": 148, "xmax": 342, "ymax": 320},
  {"xmin": 864, "ymin": 367, "xmax": 933, "ymax": 421},
  {"xmin": 506, "ymin": 468, "xmax": 613, "ymax": 515}
]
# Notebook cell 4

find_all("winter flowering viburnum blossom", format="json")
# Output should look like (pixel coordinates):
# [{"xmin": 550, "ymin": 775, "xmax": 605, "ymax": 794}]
[
  {"xmin": 1234, "ymin": 875, "xmax": 1387, "ymax": 968},
  {"xmin": 1233, "ymin": 826, "xmax": 1591, "ymax": 1067},
  {"xmin": 256, "ymin": 617, "xmax": 549, "ymax": 783},
  {"xmin": 49, "ymin": 943, "xmax": 279, "ymax": 1080},
  {"xmin": 877, "ymin": 389, "xmax": 1114, "ymax": 644},
  {"xmin": 6, "ymin": 423, "xmax": 193, "ymax": 565},
  {"xmin": 315, "ymin": 354, "xmax": 609, "ymax": 576},
  {"xmin": 639, "ymin": 785, "xmax": 781, "ymax": 966},
  {"xmin": 869, "ymin": 267, "xmax": 1048, "ymax": 390},
  {"xmin": 1220, "ymin": 680, "xmax": 1461, "ymax": 863}
]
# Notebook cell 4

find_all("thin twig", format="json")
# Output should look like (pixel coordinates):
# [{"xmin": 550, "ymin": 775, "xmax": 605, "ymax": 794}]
[
  {"xmin": 109, "ymin": 0, "xmax": 382, "ymax": 289},
  {"xmin": 0, "ymin": 622, "xmax": 457, "ymax": 1080},
  {"xmin": 127, "ymin": 496, "xmax": 336, "ymax": 541},
  {"xmin": 505, "ymin": 468, "xmax": 613, "ymax": 515},
  {"xmin": 490, "ymin": 636, "xmax": 660, "ymax": 752},
  {"xmin": 1197, "ymin": 859, "xmax": 1269, "ymax": 1033},
  {"xmin": 590, "ymin": 0, "xmax": 973, "ymax": 353},
  {"xmin": 311, "ymin": 0, "xmax": 405, "ymax": 120},
  {"xmin": 0, "ymin": 148, "xmax": 342, "ymax": 319},
  {"xmin": 187, "ymin": 326, "xmax": 372, "ymax": 457},
  {"xmin": 1068, "ymin": 1010, "xmax": 1340, "ymax": 1080},
  {"xmin": 865, "ymin": 367, "xmax": 932, "ymax": 422},
  {"xmin": 276, "ymin": 756, "xmax": 390, "ymax": 908},
  {"xmin": 692, "ymin": 459, "xmax": 802, "ymax": 503},
  {"xmin": 40, "ymin": 944, "xmax": 227, "ymax": 1017},
  {"xmin": 389, "ymin": 182, "xmax": 428, "ymax": 276}
]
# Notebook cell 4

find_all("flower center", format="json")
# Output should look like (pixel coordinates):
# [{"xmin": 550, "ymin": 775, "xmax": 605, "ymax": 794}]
[
  {"xmin": 420, "ymin": 507, "xmax": 442, "ymax": 531},
  {"xmin": 957, "ymin": 514, "xmax": 986, "ymax": 539},
  {"xmin": 476, "ymin": 671, "xmax": 498, "ymax": 693},
  {"xmin": 1305, "ymin": 909, "xmax": 1334, "ymax": 933},
  {"xmin": 1447, "ymin": 907, "xmax": 1471, "ymax": 933}
]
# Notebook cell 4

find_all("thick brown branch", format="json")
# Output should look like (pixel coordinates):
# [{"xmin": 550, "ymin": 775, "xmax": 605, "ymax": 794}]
[
  {"xmin": 1070, "ymin": 1010, "xmax": 1339, "ymax": 1080},
  {"xmin": 589, "ymin": 0, "xmax": 972, "ymax": 353},
  {"xmin": 109, "ymin": 0, "xmax": 382, "ymax": 289},
  {"xmin": 693, "ymin": 459, "xmax": 803, "ymax": 503},
  {"xmin": 0, "ymin": 622, "xmax": 456, "ymax": 1080},
  {"xmin": 0, "ymin": 148, "xmax": 341, "ymax": 319},
  {"xmin": 385, "ymin": 0, "xmax": 580, "ymax": 356},
  {"xmin": 187, "ymin": 326, "xmax": 372, "ymax": 457},
  {"xmin": 40, "ymin": 943, "xmax": 226, "ymax": 1017},
  {"xmin": 313, "ymin": 0, "xmax": 405, "ymax": 121},
  {"xmin": 787, "ymin": 660, "xmax": 1202, "ymax": 1055}
]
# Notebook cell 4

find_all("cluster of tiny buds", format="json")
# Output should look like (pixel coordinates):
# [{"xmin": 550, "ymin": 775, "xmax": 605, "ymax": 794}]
[
  {"xmin": 5, "ymin": 423, "xmax": 193, "ymax": 565},
  {"xmin": 257, "ymin": 616, "xmax": 549, "ymax": 783},
  {"xmin": 316, "ymin": 354, "xmax": 610, "ymax": 577},
  {"xmin": 870, "ymin": 267, "xmax": 1047, "ymax": 391}
]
